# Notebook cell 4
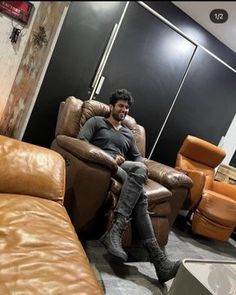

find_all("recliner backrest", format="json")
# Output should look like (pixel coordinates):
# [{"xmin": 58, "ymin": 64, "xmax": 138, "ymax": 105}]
[
  {"xmin": 55, "ymin": 96, "xmax": 146, "ymax": 157},
  {"xmin": 55, "ymin": 96, "xmax": 83, "ymax": 137}
]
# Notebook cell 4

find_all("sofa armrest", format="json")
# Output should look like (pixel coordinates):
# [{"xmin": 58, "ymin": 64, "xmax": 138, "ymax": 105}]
[
  {"xmin": 56, "ymin": 135, "xmax": 118, "ymax": 173},
  {"xmin": 144, "ymin": 159, "xmax": 193, "ymax": 190}
]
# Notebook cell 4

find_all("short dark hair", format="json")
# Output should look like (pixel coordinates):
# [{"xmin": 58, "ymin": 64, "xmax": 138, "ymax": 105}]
[{"xmin": 109, "ymin": 89, "xmax": 134, "ymax": 107}]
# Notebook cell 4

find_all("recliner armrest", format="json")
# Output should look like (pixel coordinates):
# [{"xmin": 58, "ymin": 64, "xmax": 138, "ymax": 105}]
[
  {"xmin": 56, "ymin": 135, "xmax": 118, "ymax": 173},
  {"xmin": 0, "ymin": 135, "xmax": 65, "ymax": 205},
  {"xmin": 212, "ymin": 180, "xmax": 236, "ymax": 201},
  {"xmin": 177, "ymin": 168, "xmax": 205, "ymax": 209},
  {"xmin": 144, "ymin": 159, "xmax": 193, "ymax": 189}
]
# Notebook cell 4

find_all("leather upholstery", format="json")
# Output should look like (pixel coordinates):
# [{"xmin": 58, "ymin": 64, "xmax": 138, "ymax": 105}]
[
  {"xmin": 0, "ymin": 135, "xmax": 65, "ymax": 204},
  {"xmin": 176, "ymin": 135, "xmax": 236, "ymax": 241},
  {"xmin": 0, "ymin": 135, "xmax": 103, "ymax": 295},
  {"xmin": 51, "ymin": 97, "xmax": 192, "ymax": 247}
]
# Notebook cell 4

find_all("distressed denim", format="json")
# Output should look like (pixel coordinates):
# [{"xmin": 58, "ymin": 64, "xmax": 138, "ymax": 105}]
[{"xmin": 114, "ymin": 161, "xmax": 154, "ymax": 240}]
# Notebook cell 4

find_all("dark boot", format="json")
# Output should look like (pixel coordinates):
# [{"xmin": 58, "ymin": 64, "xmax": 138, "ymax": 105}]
[
  {"xmin": 143, "ymin": 238, "xmax": 181, "ymax": 284},
  {"xmin": 100, "ymin": 213, "xmax": 129, "ymax": 262}
]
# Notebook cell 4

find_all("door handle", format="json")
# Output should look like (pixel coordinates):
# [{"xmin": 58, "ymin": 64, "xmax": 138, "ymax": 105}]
[
  {"xmin": 91, "ymin": 24, "xmax": 118, "ymax": 90},
  {"xmin": 95, "ymin": 76, "xmax": 105, "ymax": 95},
  {"xmin": 89, "ymin": 2, "xmax": 130, "ymax": 100}
]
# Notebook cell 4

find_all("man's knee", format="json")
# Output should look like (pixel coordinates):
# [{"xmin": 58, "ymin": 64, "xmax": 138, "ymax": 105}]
[
  {"xmin": 133, "ymin": 162, "xmax": 147, "ymax": 174},
  {"xmin": 130, "ymin": 162, "xmax": 148, "ymax": 182}
]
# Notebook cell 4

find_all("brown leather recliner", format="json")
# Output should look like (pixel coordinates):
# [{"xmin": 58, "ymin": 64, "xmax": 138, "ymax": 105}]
[
  {"xmin": 51, "ymin": 96, "xmax": 192, "ymax": 247},
  {"xmin": 176, "ymin": 135, "xmax": 236, "ymax": 241}
]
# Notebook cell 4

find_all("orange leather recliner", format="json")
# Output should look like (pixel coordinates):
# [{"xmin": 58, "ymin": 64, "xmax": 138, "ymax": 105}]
[{"xmin": 176, "ymin": 135, "xmax": 236, "ymax": 241}]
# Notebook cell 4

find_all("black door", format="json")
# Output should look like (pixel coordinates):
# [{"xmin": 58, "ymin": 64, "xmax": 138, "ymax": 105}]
[
  {"xmin": 153, "ymin": 46, "xmax": 236, "ymax": 166},
  {"xmin": 23, "ymin": 2, "xmax": 127, "ymax": 147},
  {"xmin": 94, "ymin": 2, "xmax": 196, "ymax": 156}
]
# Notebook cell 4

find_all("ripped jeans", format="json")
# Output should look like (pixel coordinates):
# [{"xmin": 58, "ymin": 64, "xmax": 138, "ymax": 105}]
[{"xmin": 114, "ymin": 161, "xmax": 156, "ymax": 241}]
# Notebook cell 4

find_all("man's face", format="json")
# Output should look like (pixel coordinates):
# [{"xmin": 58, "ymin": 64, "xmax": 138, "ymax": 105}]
[{"xmin": 110, "ymin": 99, "xmax": 129, "ymax": 122}]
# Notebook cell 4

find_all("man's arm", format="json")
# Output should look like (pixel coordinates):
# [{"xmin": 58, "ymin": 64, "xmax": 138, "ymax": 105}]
[
  {"xmin": 77, "ymin": 117, "xmax": 97, "ymax": 142},
  {"xmin": 128, "ymin": 136, "xmax": 144, "ymax": 163}
]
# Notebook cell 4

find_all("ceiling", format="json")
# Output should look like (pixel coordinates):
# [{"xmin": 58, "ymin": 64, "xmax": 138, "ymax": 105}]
[{"xmin": 172, "ymin": 1, "xmax": 236, "ymax": 54}]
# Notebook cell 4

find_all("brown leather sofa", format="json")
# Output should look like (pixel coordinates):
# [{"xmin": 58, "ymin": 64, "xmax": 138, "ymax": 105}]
[
  {"xmin": 0, "ymin": 135, "xmax": 103, "ymax": 295},
  {"xmin": 176, "ymin": 135, "xmax": 236, "ymax": 241},
  {"xmin": 51, "ymin": 96, "xmax": 192, "ymax": 248}
]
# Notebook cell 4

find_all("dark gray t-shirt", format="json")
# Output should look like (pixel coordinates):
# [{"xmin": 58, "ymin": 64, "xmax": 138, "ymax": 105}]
[{"xmin": 78, "ymin": 116, "xmax": 141, "ymax": 161}]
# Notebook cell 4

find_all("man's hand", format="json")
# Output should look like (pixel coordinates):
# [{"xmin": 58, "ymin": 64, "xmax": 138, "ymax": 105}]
[{"xmin": 115, "ymin": 154, "xmax": 126, "ymax": 165}]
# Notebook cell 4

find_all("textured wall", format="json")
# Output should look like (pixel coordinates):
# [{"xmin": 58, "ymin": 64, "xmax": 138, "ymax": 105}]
[
  {"xmin": 0, "ymin": 1, "xmax": 40, "ymax": 117},
  {"xmin": 0, "ymin": 1, "xmax": 69, "ymax": 138}
]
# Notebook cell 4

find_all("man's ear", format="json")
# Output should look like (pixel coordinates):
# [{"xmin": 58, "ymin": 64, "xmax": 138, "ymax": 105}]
[{"xmin": 109, "ymin": 104, "xmax": 113, "ymax": 112}]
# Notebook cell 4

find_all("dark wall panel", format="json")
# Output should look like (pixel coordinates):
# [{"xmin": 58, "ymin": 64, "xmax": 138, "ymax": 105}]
[
  {"xmin": 23, "ymin": 2, "xmax": 126, "ymax": 147},
  {"xmin": 152, "ymin": 47, "xmax": 236, "ymax": 166},
  {"xmin": 96, "ymin": 2, "xmax": 195, "ymax": 155},
  {"xmin": 144, "ymin": 1, "xmax": 236, "ymax": 69}
]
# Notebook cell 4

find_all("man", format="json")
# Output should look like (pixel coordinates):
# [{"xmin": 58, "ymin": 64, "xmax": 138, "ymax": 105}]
[{"xmin": 78, "ymin": 89, "xmax": 180, "ymax": 284}]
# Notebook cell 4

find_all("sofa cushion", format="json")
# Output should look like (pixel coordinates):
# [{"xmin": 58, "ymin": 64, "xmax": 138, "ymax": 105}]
[
  {"xmin": 0, "ymin": 194, "xmax": 103, "ymax": 295},
  {"xmin": 198, "ymin": 190, "xmax": 236, "ymax": 227}
]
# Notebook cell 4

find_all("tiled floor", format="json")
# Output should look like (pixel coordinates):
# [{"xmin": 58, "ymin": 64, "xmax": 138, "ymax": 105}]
[{"xmin": 84, "ymin": 222, "xmax": 236, "ymax": 295}]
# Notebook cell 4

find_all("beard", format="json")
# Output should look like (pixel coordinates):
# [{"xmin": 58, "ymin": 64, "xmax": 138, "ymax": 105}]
[{"xmin": 112, "ymin": 111, "xmax": 126, "ymax": 121}]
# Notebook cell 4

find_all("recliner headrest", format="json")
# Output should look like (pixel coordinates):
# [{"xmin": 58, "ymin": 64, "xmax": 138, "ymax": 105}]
[{"xmin": 179, "ymin": 135, "xmax": 225, "ymax": 168}]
